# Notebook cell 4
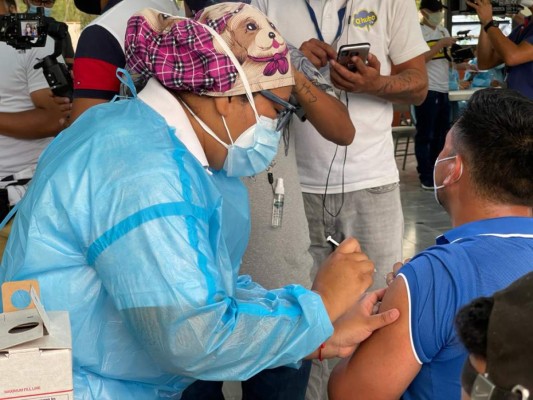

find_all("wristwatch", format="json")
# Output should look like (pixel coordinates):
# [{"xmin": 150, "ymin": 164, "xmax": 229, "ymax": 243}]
[{"xmin": 483, "ymin": 20, "xmax": 499, "ymax": 33}]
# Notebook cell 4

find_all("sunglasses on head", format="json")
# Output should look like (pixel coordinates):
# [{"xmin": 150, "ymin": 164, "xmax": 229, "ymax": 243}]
[{"xmin": 259, "ymin": 90, "xmax": 296, "ymax": 132}]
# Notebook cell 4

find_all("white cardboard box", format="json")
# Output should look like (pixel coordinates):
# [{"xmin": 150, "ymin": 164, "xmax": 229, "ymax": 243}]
[{"xmin": 0, "ymin": 283, "xmax": 73, "ymax": 400}]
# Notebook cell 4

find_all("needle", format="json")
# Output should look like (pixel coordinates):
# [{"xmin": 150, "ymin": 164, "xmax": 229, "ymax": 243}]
[{"xmin": 326, "ymin": 236, "xmax": 340, "ymax": 247}]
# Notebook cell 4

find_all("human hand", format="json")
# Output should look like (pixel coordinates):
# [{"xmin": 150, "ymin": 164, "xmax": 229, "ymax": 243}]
[
  {"xmin": 320, "ymin": 288, "xmax": 400, "ymax": 359},
  {"xmin": 312, "ymin": 237, "xmax": 374, "ymax": 323},
  {"xmin": 438, "ymin": 37, "xmax": 456, "ymax": 49},
  {"xmin": 385, "ymin": 258, "xmax": 410, "ymax": 286},
  {"xmin": 465, "ymin": 0, "xmax": 494, "ymax": 25},
  {"xmin": 459, "ymin": 80, "xmax": 472, "ymax": 89},
  {"xmin": 52, "ymin": 94, "xmax": 72, "ymax": 129},
  {"xmin": 329, "ymin": 52, "xmax": 382, "ymax": 95},
  {"xmin": 299, "ymin": 38, "xmax": 337, "ymax": 68}
]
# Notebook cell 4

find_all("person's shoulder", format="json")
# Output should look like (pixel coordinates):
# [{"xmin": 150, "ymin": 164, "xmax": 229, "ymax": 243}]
[
  {"xmin": 75, "ymin": 25, "xmax": 124, "ymax": 64},
  {"xmin": 77, "ymin": 25, "xmax": 116, "ymax": 46},
  {"xmin": 400, "ymin": 245, "xmax": 463, "ymax": 284}
]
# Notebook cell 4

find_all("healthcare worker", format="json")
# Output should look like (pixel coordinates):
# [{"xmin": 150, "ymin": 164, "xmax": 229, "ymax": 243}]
[{"xmin": 0, "ymin": 4, "xmax": 398, "ymax": 399}]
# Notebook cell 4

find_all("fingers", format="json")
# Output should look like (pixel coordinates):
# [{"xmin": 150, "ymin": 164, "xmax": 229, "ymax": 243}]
[
  {"xmin": 335, "ymin": 237, "xmax": 362, "ymax": 253},
  {"xmin": 306, "ymin": 38, "xmax": 337, "ymax": 59},
  {"xmin": 392, "ymin": 261, "xmax": 403, "ymax": 274},
  {"xmin": 386, "ymin": 260, "xmax": 408, "ymax": 286},
  {"xmin": 351, "ymin": 57, "xmax": 368, "ymax": 73},
  {"xmin": 385, "ymin": 272, "xmax": 394, "ymax": 286},
  {"xmin": 330, "ymin": 60, "xmax": 358, "ymax": 91},
  {"xmin": 366, "ymin": 308, "xmax": 400, "ymax": 332},
  {"xmin": 59, "ymin": 115, "xmax": 71, "ymax": 130},
  {"xmin": 366, "ymin": 53, "xmax": 380, "ymax": 70},
  {"xmin": 362, "ymin": 288, "xmax": 387, "ymax": 305},
  {"xmin": 300, "ymin": 39, "xmax": 336, "ymax": 68}
]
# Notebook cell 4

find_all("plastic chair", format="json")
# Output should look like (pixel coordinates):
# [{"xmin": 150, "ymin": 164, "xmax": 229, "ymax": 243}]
[{"xmin": 392, "ymin": 104, "xmax": 416, "ymax": 170}]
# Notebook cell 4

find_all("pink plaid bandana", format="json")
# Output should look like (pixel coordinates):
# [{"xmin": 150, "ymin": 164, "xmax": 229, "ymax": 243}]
[{"xmin": 125, "ymin": 3, "xmax": 294, "ymax": 96}]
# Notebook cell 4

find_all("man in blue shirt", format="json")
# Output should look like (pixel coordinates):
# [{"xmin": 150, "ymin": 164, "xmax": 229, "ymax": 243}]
[{"xmin": 328, "ymin": 88, "xmax": 533, "ymax": 400}]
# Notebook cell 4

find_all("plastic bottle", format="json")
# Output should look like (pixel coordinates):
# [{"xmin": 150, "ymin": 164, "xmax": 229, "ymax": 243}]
[{"xmin": 271, "ymin": 178, "xmax": 285, "ymax": 228}]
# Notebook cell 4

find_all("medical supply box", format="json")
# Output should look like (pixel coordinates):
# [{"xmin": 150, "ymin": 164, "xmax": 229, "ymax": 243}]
[{"xmin": 0, "ymin": 280, "xmax": 73, "ymax": 400}]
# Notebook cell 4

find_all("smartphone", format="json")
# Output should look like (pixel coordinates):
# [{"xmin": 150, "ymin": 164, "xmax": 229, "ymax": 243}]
[{"xmin": 337, "ymin": 43, "xmax": 371, "ymax": 72}]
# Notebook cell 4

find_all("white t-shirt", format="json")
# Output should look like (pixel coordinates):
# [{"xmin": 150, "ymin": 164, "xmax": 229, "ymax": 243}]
[
  {"xmin": 88, "ymin": 0, "xmax": 180, "ymax": 52},
  {"xmin": 252, "ymin": 0, "xmax": 428, "ymax": 193},
  {"xmin": 421, "ymin": 24, "xmax": 450, "ymax": 93},
  {"xmin": 0, "ymin": 39, "xmax": 57, "ymax": 180}
]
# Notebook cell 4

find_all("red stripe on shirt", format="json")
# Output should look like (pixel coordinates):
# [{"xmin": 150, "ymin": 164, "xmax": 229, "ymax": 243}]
[{"xmin": 73, "ymin": 57, "xmax": 122, "ymax": 92}]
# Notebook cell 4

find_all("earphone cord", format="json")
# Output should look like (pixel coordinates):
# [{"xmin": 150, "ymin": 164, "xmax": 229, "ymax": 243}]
[
  {"xmin": 322, "ymin": 144, "xmax": 347, "ymax": 221},
  {"xmin": 321, "ymin": 90, "xmax": 349, "ymax": 225}
]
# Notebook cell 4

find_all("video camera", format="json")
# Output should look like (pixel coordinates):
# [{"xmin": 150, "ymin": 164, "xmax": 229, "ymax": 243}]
[
  {"xmin": 0, "ymin": 8, "xmax": 73, "ymax": 98},
  {"xmin": 448, "ymin": 0, "xmax": 521, "ymax": 15},
  {"xmin": 448, "ymin": 30, "xmax": 476, "ymax": 63}
]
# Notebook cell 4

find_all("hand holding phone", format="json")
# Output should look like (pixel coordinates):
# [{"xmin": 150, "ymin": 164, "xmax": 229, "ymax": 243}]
[{"xmin": 337, "ymin": 42, "xmax": 371, "ymax": 72}]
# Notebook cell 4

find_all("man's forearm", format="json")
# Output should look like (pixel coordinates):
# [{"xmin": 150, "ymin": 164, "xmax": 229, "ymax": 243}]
[
  {"xmin": 482, "ymin": 26, "xmax": 527, "ymax": 67},
  {"xmin": 477, "ymin": 29, "xmax": 499, "ymax": 69},
  {"xmin": 373, "ymin": 69, "xmax": 428, "ymax": 105},
  {"xmin": 293, "ymin": 72, "xmax": 355, "ymax": 146},
  {"xmin": 0, "ymin": 109, "xmax": 61, "ymax": 139},
  {"xmin": 423, "ymin": 44, "xmax": 443, "ymax": 63}
]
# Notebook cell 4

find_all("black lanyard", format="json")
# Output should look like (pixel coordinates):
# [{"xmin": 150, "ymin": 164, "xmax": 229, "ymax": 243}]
[{"xmin": 304, "ymin": 0, "xmax": 347, "ymax": 43}]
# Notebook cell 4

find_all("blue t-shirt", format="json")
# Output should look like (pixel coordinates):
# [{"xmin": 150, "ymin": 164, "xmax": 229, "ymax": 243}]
[
  {"xmin": 507, "ymin": 18, "xmax": 533, "ymax": 99},
  {"xmin": 399, "ymin": 217, "xmax": 533, "ymax": 400}
]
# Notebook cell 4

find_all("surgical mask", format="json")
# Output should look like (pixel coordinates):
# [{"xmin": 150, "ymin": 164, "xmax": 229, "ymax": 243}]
[
  {"xmin": 521, "ymin": 0, "xmax": 533, "ymax": 8},
  {"xmin": 183, "ymin": 104, "xmax": 281, "ymax": 177},
  {"xmin": 28, "ymin": 5, "xmax": 53, "ymax": 16},
  {"xmin": 180, "ymin": 21, "xmax": 282, "ymax": 177},
  {"xmin": 426, "ymin": 11, "xmax": 443, "ymax": 26},
  {"xmin": 433, "ymin": 155, "xmax": 462, "ymax": 206}
]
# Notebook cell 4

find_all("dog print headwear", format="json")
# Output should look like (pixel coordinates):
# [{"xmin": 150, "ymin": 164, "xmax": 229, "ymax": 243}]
[{"xmin": 125, "ymin": 3, "xmax": 294, "ymax": 97}]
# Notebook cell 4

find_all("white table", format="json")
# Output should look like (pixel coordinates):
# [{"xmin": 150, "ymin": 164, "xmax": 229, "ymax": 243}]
[
  {"xmin": 449, "ymin": 88, "xmax": 484, "ymax": 121},
  {"xmin": 448, "ymin": 88, "xmax": 482, "ymax": 102}
]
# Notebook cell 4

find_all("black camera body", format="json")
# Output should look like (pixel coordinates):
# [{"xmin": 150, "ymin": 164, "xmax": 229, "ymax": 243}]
[
  {"xmin": 449, "ymin": 0, "xmax": 521, "ymax": 15},
  {"xmin": 0, "ymin": 11, "xmax": 47, "ymax": 50},
  {"xmin": 0, "ymin": 9, "xmax": 73, "ymax": 99}
]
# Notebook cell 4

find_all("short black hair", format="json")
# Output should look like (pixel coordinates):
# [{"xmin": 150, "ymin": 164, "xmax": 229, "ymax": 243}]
[
  {"xmin": 455, "ymin": 296, "xmax": 494, "ymax": 358},
  {"xmin": 453, "ymin": 88, "xmax": 533, "ymax": 207}
]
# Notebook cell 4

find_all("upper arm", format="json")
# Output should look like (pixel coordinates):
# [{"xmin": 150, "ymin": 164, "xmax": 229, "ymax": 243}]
[
  {"xmin": 73, "ymin": 25, "xmax": 125, "ymax": 98},
  {"xmin": 393, "ymin": 54, "xmax": 427, "ymax": 77},
  {"xmin": 329, "ymin": 277, "xmax": 421, "ymax": 400},
  {"xmin": 71, "ymin": 98, "xmax": 108, "ymax": 122}
]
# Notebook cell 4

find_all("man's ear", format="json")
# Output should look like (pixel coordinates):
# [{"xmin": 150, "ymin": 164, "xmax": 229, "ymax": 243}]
[
  {"xmin": 443, "ymin": 155, "xmax": 464, "ymax": 186},
  {"xmin": 213, "ymin": 97, "xmax": 232, "ymax": 118}
]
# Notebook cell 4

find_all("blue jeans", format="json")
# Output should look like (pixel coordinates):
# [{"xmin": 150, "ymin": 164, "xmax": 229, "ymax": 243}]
[
  {"xmin": 180, "ymin": 361, "xmax": 312, "ymax": 400},
  {"xmin": 414, "ymin": 91, "xmax": 450, "ymax": 186},
  {"xmin": 303, "ymin": 183, "xmax": 404, "ymax": 290}
]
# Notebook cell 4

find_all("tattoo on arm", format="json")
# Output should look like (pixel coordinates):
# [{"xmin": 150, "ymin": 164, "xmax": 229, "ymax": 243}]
[
  {"xmin": 295, "ymin": 80, "xmax": 318, "ymax": 104},
  {"xmin": 377, "ymin": 69, "xmax": 426, "ymax": 102}
]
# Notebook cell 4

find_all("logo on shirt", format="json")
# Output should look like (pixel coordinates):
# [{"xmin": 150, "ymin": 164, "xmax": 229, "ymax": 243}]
[{"xmin": 352, "ymin": 10, "xmax": 377, "ymax": 30}]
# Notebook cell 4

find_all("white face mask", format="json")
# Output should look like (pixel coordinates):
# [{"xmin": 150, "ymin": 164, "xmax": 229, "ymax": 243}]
[{"xmin": 425, "ymin": 10, "xmax": 444, "ymax": 26}]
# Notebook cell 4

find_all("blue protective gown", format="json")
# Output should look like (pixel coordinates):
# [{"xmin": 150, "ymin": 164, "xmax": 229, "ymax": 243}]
[{"xmin": 0, "ymin": 93, "xmax": 333, "ymax": 399}]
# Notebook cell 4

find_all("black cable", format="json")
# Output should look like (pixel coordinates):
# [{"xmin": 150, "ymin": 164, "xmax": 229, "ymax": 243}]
[{"xmin": 322, "ymin": 145, "xmax": 347, "ymax": 221}]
